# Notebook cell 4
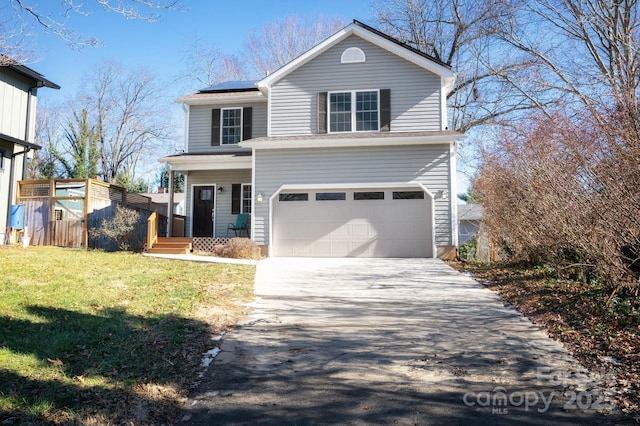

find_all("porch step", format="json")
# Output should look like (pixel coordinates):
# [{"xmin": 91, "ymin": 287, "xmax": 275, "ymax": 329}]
[
  {"xmin": 147, "ymin": 237, "xmax": 192, "ymax": 255},
  {"xmin": 147, "ymin": 247, "xmax": 191, "ymax": 255}
]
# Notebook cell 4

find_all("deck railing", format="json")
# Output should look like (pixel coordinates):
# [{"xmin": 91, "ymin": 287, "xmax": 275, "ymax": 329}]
[{"xmin": 147, "ymin": 211, "xmax": 158, "ymax": 249}]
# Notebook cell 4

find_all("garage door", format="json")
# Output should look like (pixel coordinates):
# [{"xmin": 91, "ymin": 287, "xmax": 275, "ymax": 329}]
[{"xmin": 272, "ymin": 188, "xmax": 432, "ymax": 257}]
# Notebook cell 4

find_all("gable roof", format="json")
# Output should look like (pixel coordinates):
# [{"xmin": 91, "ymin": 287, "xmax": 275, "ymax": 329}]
[
  {"xmin": 257, "ymin": 19, "xmax": 456, "ymax": 93},
  {"xmin": 1, "ymin": 55, "xmax": 60, "ymax": 89}
]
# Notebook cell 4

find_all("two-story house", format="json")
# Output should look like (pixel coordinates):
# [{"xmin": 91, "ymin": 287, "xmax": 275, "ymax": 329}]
[
  {"xmin": 160, "ymin": 20, "xmax": 465, "ymax": 258},
  {"xmin": 0, "ymin": 59, "xmax": 59, "ymax": 243}
]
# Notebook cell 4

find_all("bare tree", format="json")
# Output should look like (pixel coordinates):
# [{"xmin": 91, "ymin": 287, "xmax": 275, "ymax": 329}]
[
  {"xmin": 179, "ymin": 15, "xmax": 346, "ymax": 91},
  {"xmin": 243, "ymin": 15, "xmax": 346, "ymax": 78},
  {"xmin": 374, "ymin": 0, "xmax": 544, "ymax": 132},
  {"xmin": 496, "ymin": 1, "xmax": 639, "ymax": 118},
  {"xmin": 2, "ymin": 0, "xmax": 182, "ymax": 61},
  {"xmin": 177, "ymin": 36, "xmax": 252, "ymax": 90},
  {"xmin": 475, "ymin": 0, "xmax": 640, "ymax": 293},
  {"xmin": 84, "ymin": 61, "xmax": 173, "ymax": 183}
]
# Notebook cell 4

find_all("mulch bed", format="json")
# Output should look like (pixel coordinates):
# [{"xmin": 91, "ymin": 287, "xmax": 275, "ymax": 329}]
[{"xmin": 448, "ymin": 260, "xmax": 640, "ymax": 418}]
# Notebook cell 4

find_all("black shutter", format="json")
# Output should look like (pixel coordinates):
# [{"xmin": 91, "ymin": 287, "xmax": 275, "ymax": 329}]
[
  {"xmin": 380, "ymin": 89, "xmax": 391, "ymax": 132},
  {"xmin": 212, "ymin": 108, "xmax": 221, "ymax": 146},
  {"xmin": 242, "ymin": 107, "xmax": 252, "ymax": 140},
  {"xmin": 231, "ymin": 184, "xmax": 241, "ymax": 214},
  {"xmin": 317, "ymin": 92, "xmax": 327, "ymax": 134}
]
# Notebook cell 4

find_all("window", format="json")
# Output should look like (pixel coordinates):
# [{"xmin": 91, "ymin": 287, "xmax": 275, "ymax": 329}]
[
  {"xmin": 393, "ymin": 191, "xmax": 425, "ymax": 200},
  {"xmin": 354, "ymin": 191, "xmax": 384, "ymax": 200},
  {"xmin": 316, "ymin": 192, "xmax": 346, "ymax": 201},
  {"xmin": 221, "ymin": 108, "xmax": 242, "ymax": 144},
  {"xmin": 0, "ymin": 149, "xmax": 5, "ymax": 171},
  {"xmin": 241, "ymin": 184, "xmax": 252, "ymax": 214},
  {"xmin": 200, "ymin": 189, "xmax": 213, "ymax": 201},
  {"xmin": 279, "ymin": 193, "xmax": 309, "ymax": 201},
  {"xmin": 329, "ymin": 90, "xmax": 378, "ymax": 132}
]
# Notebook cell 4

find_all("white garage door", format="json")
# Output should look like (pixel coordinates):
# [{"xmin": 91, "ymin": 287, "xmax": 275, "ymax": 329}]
[{"xmin": 272, "ymin": 188, "xmax": 432, "ymax": 257}]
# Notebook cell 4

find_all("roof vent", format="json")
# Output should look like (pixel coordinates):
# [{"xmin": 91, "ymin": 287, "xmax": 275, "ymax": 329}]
[{"xmin": 341, "ymin": 47, "xmax": 366, "ymax": 64}]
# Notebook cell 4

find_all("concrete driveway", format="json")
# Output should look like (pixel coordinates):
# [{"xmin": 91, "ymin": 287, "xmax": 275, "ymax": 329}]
[{"xmin": 180, "ymin": 258, "xmax": 616, "ymax": 425}]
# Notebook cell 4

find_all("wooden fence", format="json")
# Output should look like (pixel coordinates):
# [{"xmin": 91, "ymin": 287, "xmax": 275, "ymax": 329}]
[{"xmin": 17, "ymin": 179, "xmax": 162, "ymax": 249}]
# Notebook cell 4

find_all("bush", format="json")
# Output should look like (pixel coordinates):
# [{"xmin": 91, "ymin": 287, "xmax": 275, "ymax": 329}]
[
  {"xmin": 212, "ymin": 238, "xmax": 261, "ymax": 260},
  {"xmin": 458, "ymin": 237, "xmax": 478, "ymax": 261},
  {"xmin": 89, "ymin": 205, "xmax": 143, "ymax": 251}
]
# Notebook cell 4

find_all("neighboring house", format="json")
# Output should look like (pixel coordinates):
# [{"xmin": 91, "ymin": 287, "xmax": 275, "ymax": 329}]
[
  {"xmin": 143, "ymin": 191, "xmax": 185, "ymax": 216},
  {"xmin": 160, "ymin": 20, "xmax": 465, "ymax": 258},
  {"xmin": 458, "ymin": 203, "xmax": 483, "ymax": 245},
  {"xmin": 0, "ymin": 59, "xmax": 59, "ymax": 242}
]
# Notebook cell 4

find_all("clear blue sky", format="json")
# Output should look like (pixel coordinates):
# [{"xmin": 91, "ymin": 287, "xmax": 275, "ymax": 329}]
[
  {"xmin": 20, "ymin": 0, "xmax": 471, "ymax": 193},
  {"xmin": 29, "ymin": 1, "xmax": 375, "ymax": 102}
]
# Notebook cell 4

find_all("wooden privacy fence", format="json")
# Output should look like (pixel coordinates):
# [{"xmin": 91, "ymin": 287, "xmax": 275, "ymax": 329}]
[{"xmin": 17, "ymin": 179, "xmax": 161, "ymax": 249}]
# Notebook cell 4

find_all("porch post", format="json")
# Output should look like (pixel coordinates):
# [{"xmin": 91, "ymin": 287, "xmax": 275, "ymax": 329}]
[{"xmin": 167, "ymin": 169, "xmax": 174, "ymax": 237}]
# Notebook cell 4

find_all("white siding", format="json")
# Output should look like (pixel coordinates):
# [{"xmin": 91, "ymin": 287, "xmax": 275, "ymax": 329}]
[
  {"xmin": 253, "ymin": 144, "xmax": 452, "ymax": 247},
  {"xmin": 270, "ymin": 34, "xmax": 443, "ymax": 136},
  {"xmin": 188, "ymin": 102, "xmax": 267, "ymax": 153},
  {"xmin": 185, "ymin": 169, "xmax": 252, "ymax": 237}
]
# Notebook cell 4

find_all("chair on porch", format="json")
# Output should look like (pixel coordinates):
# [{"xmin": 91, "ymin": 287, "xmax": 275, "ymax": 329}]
[{"xmin": 227, "ymin": 213, "xmax": 250, "ymax": 237}]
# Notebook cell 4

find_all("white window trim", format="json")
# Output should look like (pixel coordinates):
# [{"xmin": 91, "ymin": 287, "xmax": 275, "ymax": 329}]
[
  {"xmin": 241, "ymin": 183, "xmax": 252, "ymax": 214},
  {"xmin": 327, "ymin": 89, "xmax": 380, "ymax": 133},
  {"xmin": 220, "ymin": 107, "xmax": 243, "ymax": 145}
]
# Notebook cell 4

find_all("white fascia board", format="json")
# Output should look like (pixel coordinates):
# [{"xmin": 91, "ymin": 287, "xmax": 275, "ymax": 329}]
[
  {"xmin": 158, "ymin": 155, "xmax": 252, "ymax": 172},
  {"xmin": 176, "ymin": 92, "xmax": 266, "ymax": 106},
  {"xmin": 240, "ymin": 134, "xmax": 467, "ymax": 150},
  {"xmin": 257, "ymin": 23, "xmax": 456, "ymax": 92}
]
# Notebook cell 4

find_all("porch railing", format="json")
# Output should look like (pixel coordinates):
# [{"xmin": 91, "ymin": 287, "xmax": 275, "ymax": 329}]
[{"xmin": 147, "ymin": 211, "xmax": 158, "ymax": 249}]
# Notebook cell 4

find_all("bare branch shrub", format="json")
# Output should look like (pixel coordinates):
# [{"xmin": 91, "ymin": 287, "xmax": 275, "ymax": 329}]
[
  {"xmin": 212, "ymin": 239, "xmax": 261, "ymax": 260},
  {"xmin": 476, "ymin": 110, "xmax": 640, "ymax": 293},
  {"xmin": 90, "ymin": 205, "xmax": 143, "ymax": 252}
]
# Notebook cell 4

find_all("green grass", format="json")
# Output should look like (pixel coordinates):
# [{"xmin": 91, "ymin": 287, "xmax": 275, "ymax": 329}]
[{"xmin": 0, "ymin": 246, "xmax": 255, "ymax": 425}]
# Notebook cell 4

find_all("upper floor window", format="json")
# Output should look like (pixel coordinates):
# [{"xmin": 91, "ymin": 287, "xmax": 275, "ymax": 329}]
[
  {"xmin": 329, "ymin": 90, "xmax": 378, "ymax": 132},
  {"xmin": 222, "ymin": 108, "xmax": 242, "ymax": 144},
  {"xmin": 318, "ymin": 89, "xmax": 390, "ymax": 134},
  {"xmin": 211, "ymin": 107, "xmax": 253, "ymax": 146}
]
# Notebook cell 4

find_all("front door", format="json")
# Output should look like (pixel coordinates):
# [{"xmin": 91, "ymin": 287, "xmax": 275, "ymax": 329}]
[{"xmin": 193, "ymin": 185, "xmax": 216, "ymax": 237}]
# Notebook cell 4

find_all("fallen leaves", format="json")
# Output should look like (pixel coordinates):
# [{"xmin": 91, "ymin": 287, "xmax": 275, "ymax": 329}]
[{"xmin": 450, "ymin": 260, "xmax": 640, "ymax": 417}]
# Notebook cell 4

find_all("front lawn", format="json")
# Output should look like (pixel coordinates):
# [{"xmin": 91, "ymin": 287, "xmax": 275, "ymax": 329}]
[{"xmin": 0, "ymin": 246, "xmax": 255, "ymax": 425}]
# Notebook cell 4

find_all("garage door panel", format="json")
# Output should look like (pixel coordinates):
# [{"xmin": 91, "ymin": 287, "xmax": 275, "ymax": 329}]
[{"xmin": 273, "ymin": 188, "xmax": 432, "ymax": 258}]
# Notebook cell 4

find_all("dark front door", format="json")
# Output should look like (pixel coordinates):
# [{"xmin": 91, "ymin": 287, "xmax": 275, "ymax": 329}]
[{"xmin": 193, "ymin": 186, "xmax": 215, "ymax": 237}]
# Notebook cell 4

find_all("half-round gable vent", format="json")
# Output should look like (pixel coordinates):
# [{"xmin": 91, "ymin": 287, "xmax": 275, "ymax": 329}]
[{"xmin": 341, "ymin": 47, "xmax": 366, "ymax": 64}]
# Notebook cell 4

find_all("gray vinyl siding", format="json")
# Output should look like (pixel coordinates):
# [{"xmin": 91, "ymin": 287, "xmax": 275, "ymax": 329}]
[
  {"xmin": 253, "ymin": 144, "xmax": 452, "ymax": 246},
  {"xmin": 270, "ymin": 34, "xmax": 442, "ymax": 136},
  {"xmin": 185, "ymin": 169, "xmax": 252, "ymax": 237},
  {"xmin": 0, "ymin": 69, "xmax": 32, "ymax": 141},
  {"xmin": 187, "ymin": 102, "xmax": 267, "ymax": 153}
]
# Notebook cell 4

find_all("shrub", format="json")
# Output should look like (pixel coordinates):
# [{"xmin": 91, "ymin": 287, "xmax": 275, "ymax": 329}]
[
  {"xmin": 89, "ymin": 205, "xmax": 143, "ymax": 251},
  {"xmin": 213, "ymin": 238, "xmax": 261, "ymax": 260},
  {"xmin": 458, "ymin": 237, "xmax": 478, "ymax": 261}
]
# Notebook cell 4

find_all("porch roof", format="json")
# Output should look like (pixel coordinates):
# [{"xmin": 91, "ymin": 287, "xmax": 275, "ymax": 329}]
[
  {"xmin": 159, "ymin": 151, "xmax": 252, "ymax": 172},
  {"xmin": 239, "ymin": 130, "xmax": 466, "ymax": 150}
]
